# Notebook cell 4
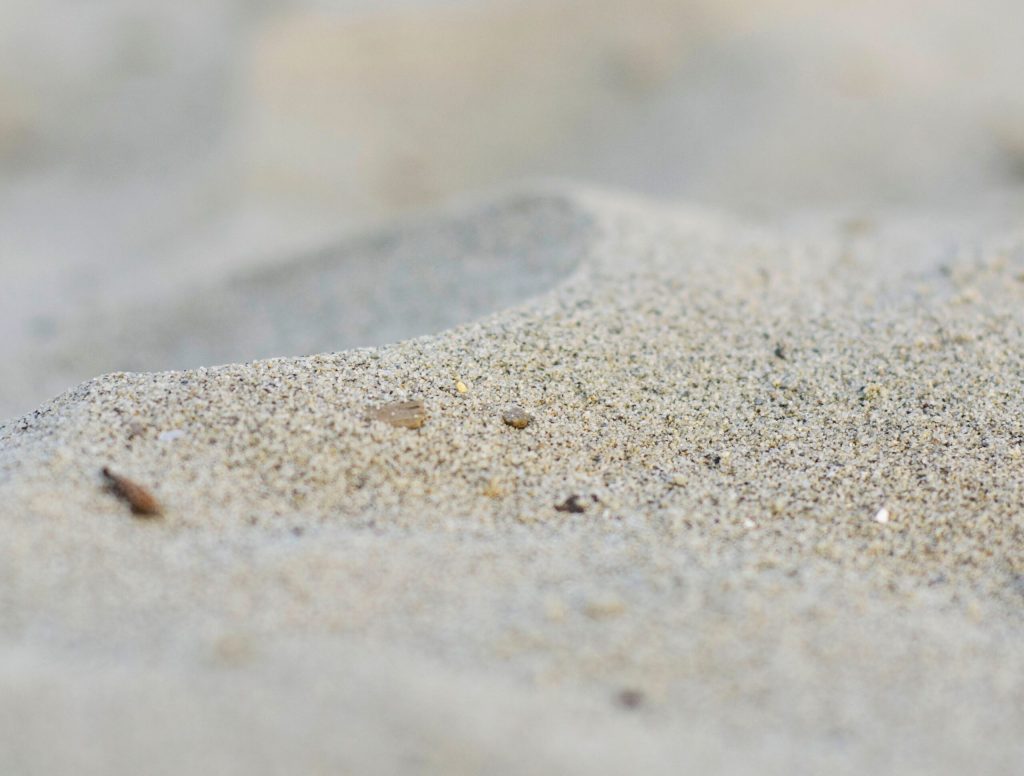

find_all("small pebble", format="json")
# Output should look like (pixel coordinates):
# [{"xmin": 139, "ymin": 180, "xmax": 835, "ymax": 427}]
[
  {"xmin": 502, "ymin": 405, "xmax": 532, "ymax": 429},
  {"xmin": 455, "ymin": 380, "xmax": 468, "ymax": 394},
  {"xmin": 370, "ymin": 400, "xmax": 427, "ymax": 429},
  {"xmin": 874, "ymin": 507, "xmax": 890, "ymax": 524},
  {"xmin": 584, "ymin": 593, "xmax": 627, "ymax": 619},
  {"xmin": 158, "ymin": 429, "xmax": 185, "ymax": 442}
]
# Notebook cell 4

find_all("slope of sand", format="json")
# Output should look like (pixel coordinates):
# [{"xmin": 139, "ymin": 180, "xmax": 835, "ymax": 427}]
[
  {"xmin": 6, "ymin": 0, "xmax": 1024, "ymax": 423},
  {"xmin": 2, "ymin": 187, "xmax": 1024, "ymax": 774}
]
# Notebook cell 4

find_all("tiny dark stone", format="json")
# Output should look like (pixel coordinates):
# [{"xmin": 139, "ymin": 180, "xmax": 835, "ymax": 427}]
[
  {"xmin": 616, "ymin": 689, "xmax": 645, "ymax": 709},
  {"xmin": 704, "ymin": 453, "xmax": 721, "ymax": 467},
  {"xmin": 774, "ymin": 343, "xmax": 787, "ymax": 359},
  {"xmin": 555, "ymin": 495, "xmax": 586, "ymax": 513}
]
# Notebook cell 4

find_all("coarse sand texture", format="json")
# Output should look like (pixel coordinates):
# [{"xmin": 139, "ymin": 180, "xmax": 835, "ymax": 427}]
[{"xmin": 1, "ymin": 189, "xmax": 1024, "ymax": 774}]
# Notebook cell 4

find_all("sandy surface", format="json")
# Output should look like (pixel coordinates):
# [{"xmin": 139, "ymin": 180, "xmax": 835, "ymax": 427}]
[
  {"xmin": 3, "ymin": 186, "xmax": 1024, "ymax": 773},
  {"xmin": 4, "ymin": 0, "xmax": 1024, "ymax": 773}
]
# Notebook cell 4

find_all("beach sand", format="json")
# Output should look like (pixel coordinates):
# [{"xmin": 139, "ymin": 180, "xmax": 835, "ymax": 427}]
[
  {"xmin": 2, "ymin": 186, "xmax": 1024, "ymax": 773},
  {"xmin": 3, "ymin": 0, "xmax": 1024, "ymax": 773}
]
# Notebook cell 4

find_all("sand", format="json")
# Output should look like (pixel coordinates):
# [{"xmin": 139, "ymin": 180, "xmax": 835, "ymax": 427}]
[
  {"xmin": 6, "ymin": 0, "xmax": 1024, "ymax": 426},
  {"xmin": 2, "ymin": 186, "xmax": 1024, "ymax": 774},
  {"xmin": 4, "ymin": 0, "xmax": 1024, "ymax": 772}
]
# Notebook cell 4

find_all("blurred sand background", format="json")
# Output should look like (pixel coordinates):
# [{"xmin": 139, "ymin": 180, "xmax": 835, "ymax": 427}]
[{"xmin": 3, "ymin": 0, "xmax": 1024, "ymax": 419}]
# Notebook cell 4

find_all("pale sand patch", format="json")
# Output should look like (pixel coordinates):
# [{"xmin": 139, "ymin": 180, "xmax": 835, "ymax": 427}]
[{"xmin": 2, "ymin": 188, "xmax": 1023, "ymax": 773}]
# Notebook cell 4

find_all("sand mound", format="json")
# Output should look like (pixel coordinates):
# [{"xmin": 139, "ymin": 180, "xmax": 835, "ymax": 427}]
[
  {"xmin": 2, "ymin": 192, "xmax": 589, "ymax": 419},
  {"xmin": 2, "ymin": 188, "xmax": 1024, "ymax": 773}
]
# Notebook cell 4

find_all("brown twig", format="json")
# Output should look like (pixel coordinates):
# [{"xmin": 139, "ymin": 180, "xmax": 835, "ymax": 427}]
[{"xmin": 101, "ymin": 467, "xmax": 162, "ymax": 517}]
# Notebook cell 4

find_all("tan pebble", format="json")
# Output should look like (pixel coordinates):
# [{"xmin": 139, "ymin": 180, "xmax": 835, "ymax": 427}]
[
  {"xmin": 370, "ymin": 400, "xmax": 427, "ymax": 429},
  {"xmin": 669, "ymin": 473, "xmax": 687, "ymax": 487},
  {"xmin": 455, "ymin": 380, "xmax": 468, "ymax": 394},
  {"xmin": 482, "ymin": 478, "xmax": 503, "ymax": 498},
  {"xmin": 502, "ymin": 405, "xmax": 532, "ymax": 429},
  {"xmin": 584, "ymin": 593, "xmax": 626, "ymax": 620}
]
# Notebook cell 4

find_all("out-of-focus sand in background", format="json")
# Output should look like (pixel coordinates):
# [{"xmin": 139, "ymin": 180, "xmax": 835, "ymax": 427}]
[{"xmin": 3, "ymin": 0, "xmax": 1024, "ymax": 419}]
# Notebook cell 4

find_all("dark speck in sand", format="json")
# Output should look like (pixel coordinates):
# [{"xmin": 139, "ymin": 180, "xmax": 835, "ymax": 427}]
[
  {"xmin": 555, "ymin": 495, "xmax": 587, "ymax": 513},
  {"xmin": 616, "ymin": 689, "xmax": 645, "ymax": 709}
]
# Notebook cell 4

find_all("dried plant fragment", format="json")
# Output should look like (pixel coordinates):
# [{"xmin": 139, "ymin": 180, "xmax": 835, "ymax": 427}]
[
  {"xmin": 101, "ymin": 467, "xmax": 163, "ymax": 517},
  {"xmin": 369, "ymin": 400, "xmax": 427, "ymax": 429}
]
